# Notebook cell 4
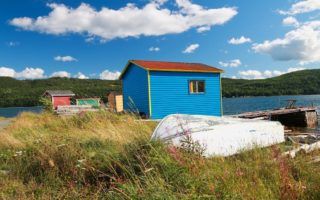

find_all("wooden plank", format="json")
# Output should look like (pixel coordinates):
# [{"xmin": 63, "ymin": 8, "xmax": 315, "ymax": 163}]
[
  {"xmin": 233, "ymin": 107, "xmax": 318, "ymax": 128},
  {"xmin": 235, "ymin": 107, "xmax": 317, "ymax": 119}
]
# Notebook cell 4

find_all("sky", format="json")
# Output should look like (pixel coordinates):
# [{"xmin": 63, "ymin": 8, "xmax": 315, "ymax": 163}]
[{"xmin": 0, "ymin": 0, "xmax": 320, "ymax": 80}]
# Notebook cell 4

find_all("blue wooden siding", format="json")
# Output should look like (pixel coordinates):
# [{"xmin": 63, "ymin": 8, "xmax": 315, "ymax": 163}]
[
  {"xmin": 122, "ymin": 64, "xmax": 149, "ymax": 116},
  {"xmin": 149, "ymin": 71, "xmax": 221, "ymax": 119}
]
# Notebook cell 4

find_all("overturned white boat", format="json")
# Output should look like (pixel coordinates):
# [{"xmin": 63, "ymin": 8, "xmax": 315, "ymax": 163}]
[{"xmin": 151, "ymin": 114, "xmax": 285, "ymax": 157}]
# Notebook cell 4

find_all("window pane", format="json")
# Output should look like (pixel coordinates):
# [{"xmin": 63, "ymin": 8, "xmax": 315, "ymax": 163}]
[
  {"xmin": 189, "ymin": 81, "xmax": 198, "ymax": 93},
  {"xmin": 189, "ymin": 80, "xmax": 205, "ymax": 94},
  {"xmin": 189, "ymin": 81, "xmax": 194, "ymax": 93},
  {"xmin": 198, "ymin": 81, "xmax": 205, "ymax": 93},
  {"xmin": 193, "ymin": 81, "xmax": 197, "ymax": 93}
]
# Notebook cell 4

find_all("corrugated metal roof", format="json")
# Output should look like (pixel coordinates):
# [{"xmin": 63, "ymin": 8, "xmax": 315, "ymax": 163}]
[
  {"xmin": 119, "ymin": 60, "xmax": 223, "ymax": 79},
  {"xmin": 44, "ymin": 90, "xmax": 75, "ymax": 96}
]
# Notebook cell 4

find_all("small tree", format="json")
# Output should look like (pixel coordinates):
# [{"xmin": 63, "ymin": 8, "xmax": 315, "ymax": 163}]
[{"xmin": 39, "ymin": 97, "xmax": 53, "ymax": 113}]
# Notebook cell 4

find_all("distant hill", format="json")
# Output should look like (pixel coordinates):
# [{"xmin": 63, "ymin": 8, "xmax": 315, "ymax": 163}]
[
  {"xmin": 222, "ymin": 69, "xmax": 320, "ymax": 97},
  {"xmin": 0, "ymin": 77, "xmax": 121, "ymax": 107},
  {"xmin": 0, "ymin": 69, "xmax": 319, "ymax": 107}
]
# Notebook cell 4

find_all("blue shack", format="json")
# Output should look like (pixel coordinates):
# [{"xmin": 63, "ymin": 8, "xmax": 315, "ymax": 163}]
[{"xmin": 119, "ymin": 60, "xmax": 223, "ymax": 119}]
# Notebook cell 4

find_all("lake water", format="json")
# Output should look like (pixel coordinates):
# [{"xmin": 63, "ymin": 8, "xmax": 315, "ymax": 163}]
[
  {"xmin": 0, "ymin": 95, "xmax": 320, "ymax": 118},
  {"xmin": 0, "ymin": 106, "xmax": 42, "ymax": 118},
  {"xmin": 223, "ymin": 95, "xmax": 320, "ymax": 115}
]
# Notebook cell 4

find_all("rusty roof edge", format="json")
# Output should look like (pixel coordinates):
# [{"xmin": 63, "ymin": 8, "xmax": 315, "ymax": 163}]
[
  {"xmin": 119, "ymin": 60, "xmax": 150, "ymax": 80},
  {"xmin": 119, "ymin": 60, "xmax": 224, "ymax": 80},
  {"xmin": 147, "ymin": 69, "xmax": 224, "ymax": 73},
  {"xmin": 132, "ymin": 60, "xmax": 223, "ymax": 72}
]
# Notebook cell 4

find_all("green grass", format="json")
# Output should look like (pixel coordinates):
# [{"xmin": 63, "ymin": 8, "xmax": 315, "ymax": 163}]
[{"xmin": 0, "ymin": 111, "xmax": 319, "ymax": 199}]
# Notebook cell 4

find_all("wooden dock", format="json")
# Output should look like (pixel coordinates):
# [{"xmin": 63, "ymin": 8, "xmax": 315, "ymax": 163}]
[{"xmin": 234, "ymin": 107, "xmax": 318, "ymax": 128}]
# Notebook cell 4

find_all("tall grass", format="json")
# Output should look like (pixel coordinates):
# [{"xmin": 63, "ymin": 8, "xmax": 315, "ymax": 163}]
[{"xmin": 0, "ymin": 111, "xmax": 319, "ymax": 199}]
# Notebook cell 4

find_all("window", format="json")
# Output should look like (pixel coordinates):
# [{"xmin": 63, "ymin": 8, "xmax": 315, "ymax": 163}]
[{"xmin": 189, "ymin": 80, "xmax": 205, "ymax": 94}]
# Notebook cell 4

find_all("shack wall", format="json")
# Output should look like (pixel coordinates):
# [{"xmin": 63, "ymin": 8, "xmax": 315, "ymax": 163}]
[
  {"xmin": 76, "ymin": 99, "xmax": 100, "ymax": 107},
  {"xmin": 122, "ymin": 64, "xmax": 149, "ymax": 116},
  {"xmin": 149, "ymin": 71, "xmax": 222, "ymax": 119},
  {"xmin": 52, "ymin": 96, "xmax": 71, "ymax": 110}
]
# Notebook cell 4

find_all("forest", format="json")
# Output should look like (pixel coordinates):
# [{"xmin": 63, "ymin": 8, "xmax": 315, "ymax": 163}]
[
  {"xmin": 0, "ymin": 77, "xmax": 121, "ymax": 107},
  {"xmin": 0, "ymin": 69, "xmax": 319, "ymax": 107},
  {"xmin": 222, "ymin": 69, "xmax": 320, "ymax": 97}
]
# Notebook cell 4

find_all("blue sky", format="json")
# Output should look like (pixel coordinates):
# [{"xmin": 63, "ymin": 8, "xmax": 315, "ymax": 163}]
[{"xmin": 0, "ymin": 0, "xmax": 320, "ymax": 80}]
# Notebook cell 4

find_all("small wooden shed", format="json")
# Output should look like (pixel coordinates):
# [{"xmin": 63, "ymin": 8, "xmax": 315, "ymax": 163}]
[
  {"xmin": 43, "ymin": 90, "xmax": 75, "ymax": 110},
  {"xmin": 76, "ymin": 98, "xmax": 101, "ymax": 108},
  {"xmin": 119, "ymin": 60, "xmax": 223, "ymax": 119},
  {"xmin": 108, "ymin": 92, "xmax": 123, "ymax": 112}
]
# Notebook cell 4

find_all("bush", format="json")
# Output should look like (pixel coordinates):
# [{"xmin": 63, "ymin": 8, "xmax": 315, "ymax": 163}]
[{"xmin": 39, "ymin": 97, "xmax": 53, "ymax": 113}]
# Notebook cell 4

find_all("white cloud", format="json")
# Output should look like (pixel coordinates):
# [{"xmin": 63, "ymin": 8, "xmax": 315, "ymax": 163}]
[
  {"xmin": 0, "ymin": 67, "xmax": 16, "ymax": 77},
  {"xmin": 238, "ymin": 70, "xmax": 263, "ymax": 79},
  {"xmin": 85, "ymin": 37, "xmax": 95, "ymax": 43},
  {"xmin": 54, "ymin": 55, "xmax": 77, "ymax": 62},
  {"xmin": 219, "ymin": 59, "xmax": 241, "ymax": 67},
  {"xmin": 238, "ymin": 67, "xmax": 306, "ymax": 79},
  {"xmin": 7, "ymin": 41, "xmax": 19, "ymax": 47},
  {"xmin": 228, "ymin": 36, "xmax": 252, "ymax": 45},
  {"xmin": 75, "ymin": 72, "xmax": 89, "ymax": 79},
  {"xmin": 183, "ymin": 43, "xmax": 199, "ymax": 53},
  {"xmin": 279, "ymin": 0, "xmax": 320, "ymax": 15},
  {"xmin": 9, "ymin": 1, "xmax": 237, "ymax": 41},
  {"xmin": 287, "ymin": 67, "xmax": 306, "ymax": 73},
  {"xmin": 15, "ymin": 67, "xmax": 45, "ymax": 79},
  {"xmin": 149, "ymin": 47, "xmax": 160, "ymax": 52},
  {"xmin": 196, "ymin": 26, "xmax": 210, "ymax": 33},
  {"xmin": 1, "ymin": 67, "xmax": 93, "ymax": 80},
  {"xmin": 0, "ymin": 67, "xmax": 45, "ymax": 79},
  {"xmin": 282, "ymin": 17, "xmax": 300, "ymax": 27},
  {"xmin": 10, "ymin": 17, "xmax": 33, "ymax": 27},
  {"xmin": 99, "ymin": 70, "xmax": 120, "ymax": 80},
  {"xmin": 51, "ymin": 71, "xmax": 71, "ymax": 78},
  {"xmin": 253, "ymin": 20, "xmax": 320, "ymax": 64}
]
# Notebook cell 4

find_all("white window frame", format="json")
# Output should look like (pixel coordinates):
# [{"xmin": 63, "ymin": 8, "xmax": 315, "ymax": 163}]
[{"xmin": 189, "ymin": 80, "xmax": 205, "ymax": 94}]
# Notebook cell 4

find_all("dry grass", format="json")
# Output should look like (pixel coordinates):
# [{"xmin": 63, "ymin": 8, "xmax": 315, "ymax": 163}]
[
  {"xmin": 0, "ymin": 111, "xmax": 154, "ymax": 148},
  {"xmin": 0, "ymin": 111, "xmax": 319, "ymax": 199}
]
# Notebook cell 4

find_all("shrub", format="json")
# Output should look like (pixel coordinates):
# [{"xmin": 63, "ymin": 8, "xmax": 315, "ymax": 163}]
[{"xmin": 39, "ymin": 97, "xmax": 53, "ymax": 113}]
